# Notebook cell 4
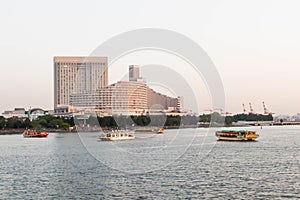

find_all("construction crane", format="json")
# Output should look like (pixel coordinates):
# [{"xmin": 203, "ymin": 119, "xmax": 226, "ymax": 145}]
[
  {"xmin": 249, "ymin": 103, "xmax": 255, "ymax": 114},
  {"xmin": 262, "ymin": 101, "xmax": 275, "ymax": 115},
  {"xmin": 242, "ymin": 103, "xmax": 247, "ymax": 113}
]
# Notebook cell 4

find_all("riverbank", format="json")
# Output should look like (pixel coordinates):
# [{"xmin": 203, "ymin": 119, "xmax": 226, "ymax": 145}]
[
  {"xmin": 0, "ymin": 128, "xmax": 74, "ymax": 135},
  {"xmin": 1, "ymin": 122, "xmax": 299, "ymax": 135},
  {"xmin": 0, "ymin": 129, "xmax": 24, "ymax": 135}
]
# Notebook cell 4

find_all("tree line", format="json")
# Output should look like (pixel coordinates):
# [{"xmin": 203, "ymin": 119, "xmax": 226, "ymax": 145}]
[
  {"xmin": 0, "ymin": 113, "xmax": 273, "ymax": 130},
  {"xmin": 0, "ymin": 115, "xmax": 74, "ymax": 130},
  {"xmin": 82, "ymin": 115, "xmax": 199, "ymax": 128},
  {"xmin": 199, "ymin": 112, "xmax": 273, "ymax": 124}
]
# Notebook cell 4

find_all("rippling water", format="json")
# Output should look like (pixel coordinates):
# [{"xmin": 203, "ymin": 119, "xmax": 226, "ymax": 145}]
[{"xmin": 0, "ymin": 126, "xmax": 299, "ymax": 199}]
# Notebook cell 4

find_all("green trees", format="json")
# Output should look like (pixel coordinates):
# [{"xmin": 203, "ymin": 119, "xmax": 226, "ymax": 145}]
[
  {"xmin": 234, "ymin": 113, "xmax": 273, "ymax": 122},
  {"xmin": 99, "ymin": 116, "xmax": 117, "ymax": 127},
  {"xmin": 198, "ymin": 113, "xmax": 273, "ymax": 126},
  {"xmin": 181, "ymin": 115, "xmax": 198, "ymax": 126},
  {"xmin": 24, "ymin": 118, "xmax": 31, "ymax": 129},
  {"xmin": 27, "ymin": 115, "xmax": 71, "ymax": 130},
  {"xmin": 0, "ymin": 116, "xmax": 5, "ymax": 129},
  {"xmin": 199, "ymin": 114, "xmax": 211, "ymax": 123},
  {"xmin": 0, "ymin": 113, "xmax": 274, "ymax": 130},
  {"xmin": 83, "ymin": 115, "xmax": 194, "ymax": 128},
  {"xmin": 225, "ymin": 116, "xmax": 234, "ymax": 125},
  {"xmin": 86, "ymin": 116, "xmax": 99, "ymax": 127},
  {"xmin": 199, "ymin": 112, "xmax": 225, "ymax": 124},
  {"xmin": 0, "ymin": 117, "xmax": 32, "ymax": 129},
  {"xmin": 165, "ymin": 116, "xmax": 181, "ymax": 126},
  {"xmin": 6, "ymin": 117, "xmax": 25, "ymax": 129},
  {"xmin": 210, "ymin": 112, "xmax": 225, "ymax": 124},
  {"xmin": 131, "ymin": 116, "xmax": 151, "ymax": 126}
]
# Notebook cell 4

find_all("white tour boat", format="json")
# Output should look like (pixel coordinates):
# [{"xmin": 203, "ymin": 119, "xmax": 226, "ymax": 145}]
[{"xmin": 100, "ymin": 131, "xmax": 135, "ymax": 141}]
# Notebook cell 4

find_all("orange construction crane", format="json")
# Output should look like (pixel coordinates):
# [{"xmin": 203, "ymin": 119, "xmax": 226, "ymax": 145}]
[
  {"xmin": 242, "ymin": 103, "xmax": 247, "ymax": 113},
  {"xmin": 262, "ymin": 101, "xmax": 275, "ymax": 115},
  {"xmin": 249, "ymin": 103, "xmax": 255, "ymax": 114}
]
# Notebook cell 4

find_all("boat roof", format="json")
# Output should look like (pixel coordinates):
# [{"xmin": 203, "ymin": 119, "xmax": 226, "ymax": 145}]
[{"xmin": 218, "ymin": 130, "xmax": 254, "ymax": 133}]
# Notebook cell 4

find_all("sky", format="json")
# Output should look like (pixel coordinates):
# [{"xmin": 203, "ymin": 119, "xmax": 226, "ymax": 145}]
[{"xmin": 0, "ymin": 0, "xmax": 299, "ymax": 115}]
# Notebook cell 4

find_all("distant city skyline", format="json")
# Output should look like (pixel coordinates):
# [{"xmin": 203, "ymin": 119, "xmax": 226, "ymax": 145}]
[{"xmin": 1, "ymin": 0, "xmax": 300, "ymax": 115}]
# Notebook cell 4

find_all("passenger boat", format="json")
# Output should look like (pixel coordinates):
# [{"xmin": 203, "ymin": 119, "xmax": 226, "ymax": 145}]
[
  {"xmin": 215, "ymin": 130, "xmax": 259, "ymax": 141},
  {"xmin": 23, "ymin": 130, "xmax": 49, "ymax": 138},
  {"xmin": 100, "ymin": 131, "xmax": 135, "ymax": 141}
]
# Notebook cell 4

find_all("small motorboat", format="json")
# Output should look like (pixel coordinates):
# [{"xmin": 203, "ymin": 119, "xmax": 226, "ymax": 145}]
[
  {"xmin": 157, "ymin": 128, "xmax": 164, "ymax": 134},
  {"xmin": 23, "ymin": 130, "xmax": 49, "ymax": 138}
]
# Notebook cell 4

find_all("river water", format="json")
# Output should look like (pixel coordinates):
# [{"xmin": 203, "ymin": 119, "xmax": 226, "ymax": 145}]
[{"xmin": 0, "ymin": 126, "xmax": 299, "ymax": 199}]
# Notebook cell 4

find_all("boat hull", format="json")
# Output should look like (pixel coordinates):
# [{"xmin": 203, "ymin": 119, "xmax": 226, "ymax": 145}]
[
  {"xmin": 216, "ymin": 136, "xmax": 258, "ymax": 141},
  {"xmin": 23, "ymin": 134, "xmax": 48, "ymax": 138},
  {"xmin": 101, "ymin": 136, "xmax": 135, "ymax": 141}
]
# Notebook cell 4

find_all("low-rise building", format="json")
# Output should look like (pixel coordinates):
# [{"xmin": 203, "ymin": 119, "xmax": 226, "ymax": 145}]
[{"xmin": 2, "ymin": 108, "xmax": 27, "ymax": 118}]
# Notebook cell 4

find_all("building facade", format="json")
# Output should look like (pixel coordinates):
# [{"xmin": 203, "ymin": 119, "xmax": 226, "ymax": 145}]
[
  {"xmin": 70, "ymin": 65, "xmax": 183, "ymax": 115},
  {"xmin": 70, "ymin": 81, "xmax": 182, "ymax": 115},
  {"xmin": 54, "ymin": 56, "xmax": 108, "ymax": 107}
]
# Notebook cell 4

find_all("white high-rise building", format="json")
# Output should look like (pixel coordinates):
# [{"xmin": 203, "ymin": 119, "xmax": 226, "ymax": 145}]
[{"xmin": 54, "ymin": 56, "xmax": 108, "ymax": 108}]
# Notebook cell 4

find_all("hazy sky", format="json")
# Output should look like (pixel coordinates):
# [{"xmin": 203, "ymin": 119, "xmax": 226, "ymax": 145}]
[{"xmin": 1, "ymin": 0, "xmax": 299, "ymax": 115}]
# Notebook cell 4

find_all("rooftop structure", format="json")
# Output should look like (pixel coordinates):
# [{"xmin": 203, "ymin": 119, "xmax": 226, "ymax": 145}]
[{"xmin": 129, "ymin": 65, "xmax": 140, "ymax": 81}]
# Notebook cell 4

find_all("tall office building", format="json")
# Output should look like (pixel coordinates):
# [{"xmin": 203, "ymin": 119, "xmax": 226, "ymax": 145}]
[
  {"xmin": 129, "ymin": 65, "xmax": 140, "ymax": 81},
  {"xmin": 54, "ymin": 56, "xmax": 108, "ymax": 107}
]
